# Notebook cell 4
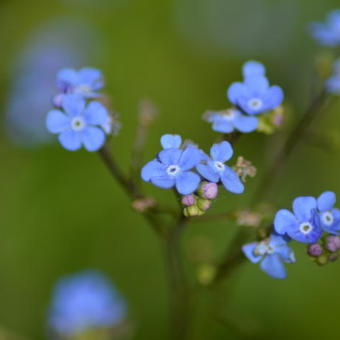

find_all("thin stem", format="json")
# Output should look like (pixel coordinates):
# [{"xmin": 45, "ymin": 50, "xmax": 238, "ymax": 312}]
[{"xmin": 187, "ymin": 211, "xmax": 234, "ymax": 224}]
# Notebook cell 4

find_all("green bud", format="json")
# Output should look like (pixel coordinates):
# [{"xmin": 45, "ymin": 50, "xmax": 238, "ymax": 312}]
[
  {"xmin": 183, "ymin": 205, "xmax": 204, "ymax": 217},
  {"xmin": 316, "ymin": 254, "xmax": 328, "ymax": 266},
  {"xmin": 197, "ymin": 198, "xmax": 212, "ymax": 211}
]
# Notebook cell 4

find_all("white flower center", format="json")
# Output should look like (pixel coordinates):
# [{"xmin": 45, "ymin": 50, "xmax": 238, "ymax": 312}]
[
  {"xmin": 299, "ymin": 222, "xmax": 313, "ymax": 235},
  {"xmin": 71, "ymin": 116, "xmax": 86, "ymax": 131},
  {"xmin": 248, "ymin": 98, "xmax": 263, "ymax": 110},
  {"xmin": 166, "ymin": 165, "xmax": 180, "ymax": 176},
  {"xmin": 321, "ymin": 211, "xmax": 334, "ymax": 226},
  {"xmin": 76, "ymin": 84, "xmax": 92, "ymax": 93},
  {"xmin": 214, "ymin": 161, "xmax": 225, "ymax": 172},
  {"xmin": 254, "ymin": 241, "xmax": 275, "ymax": 256}
]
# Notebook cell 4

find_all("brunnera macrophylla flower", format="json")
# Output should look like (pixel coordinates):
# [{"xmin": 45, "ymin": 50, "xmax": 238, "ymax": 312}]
[
  {"xmin": 274, "ymin": 196, "xmax": 322, "ymax": 243},
  {"xmin": 310, "ymin": 10, "xmax": 340, "ymax": 46},
  {"xmin": 242, "ymin": 233, "xmax": 295, "ymax": 279},
  {"xmin": 205, "ymin": 108, "xmax": 258, "ymax": 133},
  {"xmin": 196, "ymin": 141, "xmax": 244, "ymax": 194},
  {"xmin": 46, "ymin": 94, "xmax": 110, "ymax": 151},
  {"xmin": 227, "ymin": 61, "xmax": 284, "ymax": 115},
  {"xmin": 47, "ymin": 270, "xmax": 127, "ymax": 336},
  {"xmin": 141, "ymin": 142, "xmax": 203, "ymax": 195},
  {"xmin": 317, "ymin": 191, "xmax": 340, "ymax": 234}
]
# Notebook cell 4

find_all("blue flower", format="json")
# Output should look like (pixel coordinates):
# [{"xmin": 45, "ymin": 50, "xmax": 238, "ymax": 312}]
[
  {"xmin": 141, "ymin": 141, "xmax": 203, "ymax": 194},
  {"xmin": 227, "ymin": 61, "xmax": 284, "ymax": 115},
  {"xmin": 196, "ymin": 141, "xmax": 244, "ymax": 194},
  {"xmin": 46, "ymin": 94, "xmax": 109, "ymax": 151},
  {"xmin": 206, "ymin": 108, "xmax": 258, "ymax": 133},
  {"xmin": 56, "ymin": 67, "xmax": 104, "ymax": 98},
  {"xmin": 242, "ymin": 233, "xmax": 295, "ymax": 279},
  {"xmin": 310, "ymin": 10, "xmax": 340, "ymax": 46},
  {"xmin": 274, "ymin": 196, "xmax": 322, "ymax": 243},
  {"xmin": 317, "ymin": 191, "xmax": 340, "ymax": 234},
  {"xmin": 48, "ymin": 270, "xmax": 127, "ymax": 336}
]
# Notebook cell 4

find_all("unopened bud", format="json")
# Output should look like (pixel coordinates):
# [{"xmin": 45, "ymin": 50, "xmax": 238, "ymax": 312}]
[
  {"xmin": 181, "ymin": 194, "xmax": 196, "ymax": 206},
  {"xmin": 183, "ymin": 205, "xmax": 204, "ymax": 217},
  {"xmin": 197, "ymin": 198, "xmax": 211, "ymax": 211},
  {"xmin": 325, "ymin": 235, "xmax": 340, "ymax": 252},
  {"xmin": 316, "ymin": 254, "xmax": 328, "ymax": 266},
  {"xmin": 198, "ymin": 182, "xmax": 218, "ymax": 200},
  {"xmin": 329, "ymin": 254, "xmax": 338, "ymax": 262},
  {"xmin": 307, "ymin": 243, "xmax": 323, "ymax": 257}
]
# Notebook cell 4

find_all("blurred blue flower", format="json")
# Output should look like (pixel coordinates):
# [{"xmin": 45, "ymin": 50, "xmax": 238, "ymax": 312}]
[
  {"xmin": 196, "ymin": 141, "xmax": 244, "ymax": 194},
  {"xmin": 317, "ymin": 191, "xmax": 340, "ymax": 235},
  {"xmin": 326, "ymin": 59, "xmax": 340, "ymax": 94},
  {"xmin": 160, "ymin": 134, "xmax": 182, "ymax": 149},
  {"xmin": 206, "ymin": 108, "xmax": 258, "ymax": 133},
  {"xmin": 274, "ymin": 196, "xmax": 322, "ymax": 243},
  {"xmin": 310, "ymin": 10, "xmax": 340, "ymax": 46},
  {"xmin": 141, "ymin": 141, "xmax": 203, "ymax": 195},
  {"xmin": 242, "ymin": 233, "xmax": 295, "ymax": 279},
  {"xmin": 227, "ymin": 61, "xmax": 284, "ymax": 115},
  {"xmin": 46, "ymin": 94, "xmax": 109, "ymax": 151},
  {"xmin": 48, "ymin": 270, "xmax": 127, "ymax": 336}
]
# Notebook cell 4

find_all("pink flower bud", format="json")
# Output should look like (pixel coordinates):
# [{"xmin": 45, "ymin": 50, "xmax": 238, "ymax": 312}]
[
  {"xmin": 181, "ymin": 194, "xmax": 196, "ymax": 206},
  {"xmin": 307, "ymin": 243, "xmax": 323, "ymax": 257},
  {"xmin": 200, "ymin": 182, "xmax": 218, "ymax": 200}
]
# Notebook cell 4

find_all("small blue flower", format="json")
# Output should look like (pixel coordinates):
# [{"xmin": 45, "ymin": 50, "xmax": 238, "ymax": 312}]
[
  {"xmin": 57, "ymin": 67, "xmax": 104, "ymax": 97},
  {"xmin": 206, "ymin": 109, "xmax": 258, "ymax": 133},
  {"xmin": 274, "ymin": 196, "xmax": 322, "ymax": 243},
  {"xmin": 310, "ymin": 10, "xmax": 340, "ymax": 46},
  {"xmin": 196, "ymin": 141, "xmax": 244, "ymax": 194},
  {"xmin": 317, "ymin": 191, "xmax": 340, "ymax": 234},
  {"xmin": 141, "ymin": 142, "xmax": 203, "ymax": 195},
  {"xmin": 46, "ymin": 94, "xmax": 109, "ymax": 151},
  {"xmin": 48, "ymin": 270, "xmax": 127, "ymax": 336},
  {"xmin": 242, "ymin": 233, "xmax": 295, "ymax": 279},
  {"xmin": 227, "ymin": 61, "xmax": 284, "ymax": 115}
]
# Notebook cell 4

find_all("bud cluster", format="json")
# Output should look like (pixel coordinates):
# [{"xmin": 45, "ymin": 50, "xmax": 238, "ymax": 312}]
[{"xmin": 307, "ymin": 234, "xmax": 340, "ymax": 265}]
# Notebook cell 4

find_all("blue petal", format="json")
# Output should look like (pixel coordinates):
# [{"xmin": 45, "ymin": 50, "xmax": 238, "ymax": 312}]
[
  {"xmin": 210, "ymin": 141, "xmax": 233, "ymax": 162},
  {"xmin": 141, "ymin": 160, "xmax": 166, "ymax": 181},
  {"xmin": 211, "ymin": 115, "xmax": 234, "ymax": 133},
  {"xmin": 158, "ymin": 149, "xmax": 182, "ymax": 166},
  {"xmin": 233, "ymin": 114, "xmax": 258, "ymax": 132},
  {"xmin": 46, "ymin": 110, "xmax": 70, "ymax": 133},
  {"xmin": 196, "ymin": 164, "xmax": 219, "ymax": 182},
  {"xmin": 242, "ymin": 61, "xmax": 266, "ymax": 78},
  {"xmin": 58, "ymin": 130, "xmax": 82, "ymax": 151},
  {"xmin": 62, "ymin": 94, "xmax": 86, "ymax": 116},
  {"xmin": 293, "ymin": 196, "xmax": 317, "ymax": 221},
  {"xmin": 227, "ymin": 82, "xmax": 247, "ymax": 104},
  {"xmin": 260, "ymin": 254, "xmax": 287, "ymax": 279},
  {"xmin": 175, "ymin": 171, "xmax": 201, "ymax": 195},
  {"xmin": 275, "ymin": 245, "xmax": 295, "ymax": 263},
  {"xmin": 274, "ymin": 209, "xmax": 298, "ymax": 235},
  {"xmin": 160, "ymin": 134, "xmax": 182, "ymax": 149},
  {"xmin": 317, "ymin": 191, "xmax": 336, "ymax": 212},
  {"xmin": 244, "ymin": 76, "xmax": 269, "ymax": 93},
  {"xmin": 263, "ymin": 85, "xmax": 284, "ymax": 110},
  {"xmin": 151, "ymin": 176, "xmax": 175, "ymax": 189},
  {"xmin": 78, "ymin": 68, "xmax": 103, "ymax": 90},
  {"xmin": 56, "ymin": 68, "xmax": 78, "ymax": 89},
  {"xmin": 220, "ymin": 166, "xmax": 244, "ymax": 194},
  {"xmin": 178, "ymin": 145, "xmax": 202, "ymax": 170},
  {"xmin": 242, "ymin": 243, "xmax": 262, "ymax": 263},
  {"xmin": 83, "ymin": 101, "xmax": 109, "ymax": 126},
  {"xmin": 81, "ymin": 127, "xmax": 106, "ymax": 152}
]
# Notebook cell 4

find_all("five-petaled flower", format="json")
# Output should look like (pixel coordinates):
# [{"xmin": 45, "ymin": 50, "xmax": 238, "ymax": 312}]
[
  {"xmin": 141, "ymin": 140, "xmax": 203, "ymax": 195},
  {"xmin": 46, "ymin": 94, "xmax": 110, "ymax": 151},
  {"xmin": 196, "ymin": 141, "xmax": 244, "ymax": 194},
  {"xmin": 274, "ymin": 196, "xmax": 322, "ymax": 243},
  {"xmin": 227, "ymin": 61, "xmax": 284, "ymax": 115},
  {"xmin": 310, "ymin": 10, "xmax": 340, "ymax": 46},
  {"xmin": 317, "ymin": 191, "xmax": 340, "ymax": 234},
  {"xmin": 242, "ymin": 233, "xmax": 295, "ymax": 279}
]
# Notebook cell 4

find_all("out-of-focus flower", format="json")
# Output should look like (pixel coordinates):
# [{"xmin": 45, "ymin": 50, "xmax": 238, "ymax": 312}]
[
  {"xmin": 235, "ymin": 209, "xmax": 262, "ymax": 227},
  {"xmin": 48, "ymin": 270, "xmax": 127, "ymax": 336},
  {"xmin": 233, "ymin": 156, "xmax": 257, "ymax": 182}
]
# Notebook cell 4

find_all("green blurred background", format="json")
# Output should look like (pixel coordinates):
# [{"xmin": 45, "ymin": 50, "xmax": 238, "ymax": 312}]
[{"xmin": 1, "ymin": 0, "xmax": 340, "ymax": 339}]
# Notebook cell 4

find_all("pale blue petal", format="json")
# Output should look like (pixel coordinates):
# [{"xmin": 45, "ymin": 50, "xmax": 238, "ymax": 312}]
[
  {"xmin": 263, "ymin": 85, "xmax": 284, "ymax": 110},
  {"xmin": 160, "ymin": 134, "xmax": 182, "ymax": 149},
  {"xmin": 141, "ymin": 160, "xmax": 166, "ymax": 181},
  {"xmin": 178, "ymin": 145, "xmax": 202, "ymax": 170},
  {"xmin": 62, "ymin": 94, "xmax": 86, "ymax": 116},
  {"xmin": 233, "ymin": 115, "xmax": 258, "ymax": 132},
  {"xmin": 274, "ymin": 209, "xmax": 298, "ymax": 235},
  {"xmin": 57, "ymin": 68, "xmax": 78, "ymax": 89},
  {"xmin": 275, "ymin": 245, "xmax": 295, "ymax": 263},
  {"xmin": 212, "ymin": 118, "xmax": 234, "ymax": 133},
  {"xmin": 260, "ymin": 254, "xmax": 287, "ymax": 279},
  {"xmin": 220, "ymin": 166, "xmax": 244, "ymax": 194},
  {"xmin": 46, "ymin": 110, "xmax": 70, "ymax": 133},
  {"xmin": 293, "ymin": 196, "xmax": 317, "ymax": 221},
  {"xmin": 317, "ymin": 191, "xmax": 336, "ymax": 212},
  {"xmin": 227, "ymin": 82, "xmax": 247, "ymax": 104},
  {"xmin": 244, "ymin": 76, "xmax": 269, "ymax": 93},
  {"xmin": 242, "ymin": 61, "xmax": 266, "ymax": 78},
  {"xmin": 78, "ymin": 68, "xmax": 103, "ymax": 90},
  {"xmin": 196, "ymin": 164, "xmax": 219, "ymax": 182},
  {"xmin": 84, "ymin": 101, "xmax": 109, "ymax": 126},
  {"xmin": 175, "ymin": 171, "xmax": 201, "ymax": 195},
  {"xmin": 81, "ymin": 127, "xmax": 106, "ymax": 152},
  {"xmin": 158, "ymin": 149, "xmax": 182, "ymax": 166},
  {"xmin": 151, "ymin": 176, "xmax": 175, "ymax": 189},
  {"xmin": 242, "ymin": 243, "xmax": 262, "ymax": 263},
  {"xmin": 210, "ymin": 141, "xmax": 233, "ymax": 162},
  {"xmin": 59, "ymin": 130, "xmax": 82, "ymax": 151}
]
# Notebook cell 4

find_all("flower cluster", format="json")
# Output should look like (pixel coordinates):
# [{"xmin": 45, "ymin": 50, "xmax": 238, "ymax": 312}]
[
  {"xmin": 205, "ymin": 61, "xmax": 284, "ymax": 134},
  {"xmin": 310, "ymin": 9, "xmax": 340, "ymax": 46},
  {"xmin": 47, "ymin": 270, "xmax": 127, "ymax": 337},
  {"xmin": 141, "ymin": 135, "xmax": 244, "ymax": 200},
  {"xmin": 46, "ymin": 68, "xmax": 116, "ymax": 151}
]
